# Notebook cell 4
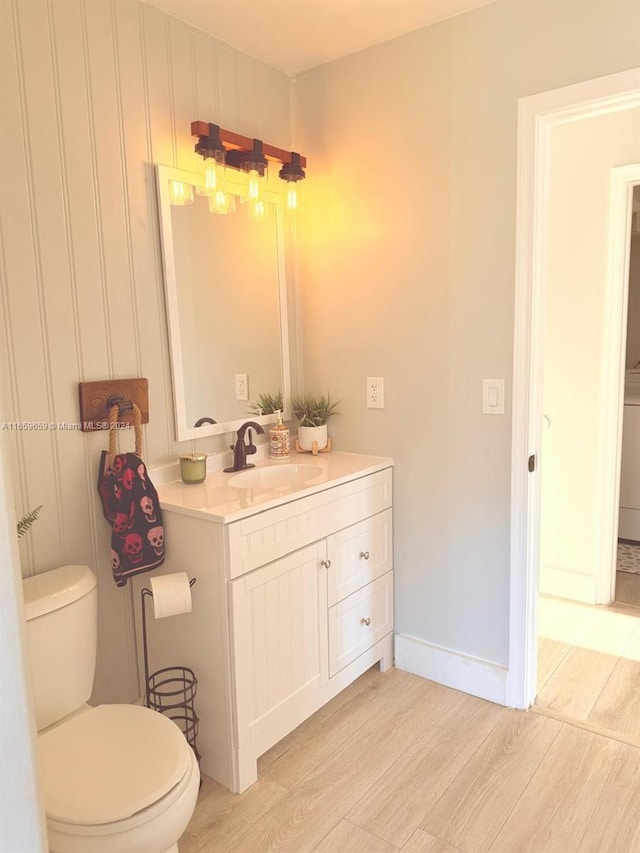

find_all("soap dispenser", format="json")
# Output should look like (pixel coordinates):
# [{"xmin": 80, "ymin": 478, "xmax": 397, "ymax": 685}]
[{"xmin": 269, "ymin": 411, "xmax": 290, "ymax": 460}]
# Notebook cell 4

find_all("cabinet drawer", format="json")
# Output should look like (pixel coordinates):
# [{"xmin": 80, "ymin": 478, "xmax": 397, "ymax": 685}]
[
  {"xmin": 328, "ymin": 571, "xmax": 393, "ymax": 677},
  {"xmin": 327, "ymin": 509, "xmax": 392, "ymax": 606},
  {"xmin": 228, "ymin": 468, "xmax": 392, "ymax": 578}
]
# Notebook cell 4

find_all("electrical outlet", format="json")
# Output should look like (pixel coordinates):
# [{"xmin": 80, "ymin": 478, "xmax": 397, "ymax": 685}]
[
  {"xmin": 367, "ymin": 377, "xmax": 384, "ymax": 409},
  {"xmin": 235, "ymin": 373, "xmax": 248, "ymax": 401}
]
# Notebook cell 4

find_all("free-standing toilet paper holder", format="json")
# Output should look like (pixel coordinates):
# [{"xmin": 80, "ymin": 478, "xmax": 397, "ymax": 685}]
[{"xmin": 140, "ymin": 579, "xmax": 201, "ymax": 763}]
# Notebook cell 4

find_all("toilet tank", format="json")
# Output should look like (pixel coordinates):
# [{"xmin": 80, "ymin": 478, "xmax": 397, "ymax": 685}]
[{"xmin": 22, "ymin": 565, "xmax": 98, "ymax": 731}]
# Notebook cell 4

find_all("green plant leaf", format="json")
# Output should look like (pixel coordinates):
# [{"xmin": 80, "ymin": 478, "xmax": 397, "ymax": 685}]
[
  {"xmin": 247, "ymin": 391, "xmax": 283, "ymax": 416},
  {"xmin": 16, "ymin": 505, "xmax": 43, "ymax": 539},
  {"xmin": 291, "ymin": 393, "xmax": 340, "ymax": 426}
]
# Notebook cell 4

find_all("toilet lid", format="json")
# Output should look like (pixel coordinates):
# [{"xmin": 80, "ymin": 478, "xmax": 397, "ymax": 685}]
[{"xmin": 38, "ymin": 704, "xmax": 191, "ymax": 825}]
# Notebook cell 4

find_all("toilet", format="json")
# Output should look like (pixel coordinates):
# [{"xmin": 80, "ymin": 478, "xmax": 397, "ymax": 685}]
[{"xmin": 22, "ymin": 565, "xmax": 199, "ymax": 853}]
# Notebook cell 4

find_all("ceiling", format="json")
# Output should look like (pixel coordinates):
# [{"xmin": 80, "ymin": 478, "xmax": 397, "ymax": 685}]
[{"xmin": 144, "ymin": 0, "xmax": 496, "ymax": 74}]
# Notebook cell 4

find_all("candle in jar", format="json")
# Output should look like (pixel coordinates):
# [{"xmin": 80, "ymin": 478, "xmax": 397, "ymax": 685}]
[{"xmin": 179, "ymin": 454, "xmax": 207, "ymax": 484}]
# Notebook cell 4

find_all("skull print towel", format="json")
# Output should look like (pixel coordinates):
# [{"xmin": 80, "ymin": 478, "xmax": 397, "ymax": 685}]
[{"xmin": 98, "ymin": 450, "xmax": 165, "ymax": 587}]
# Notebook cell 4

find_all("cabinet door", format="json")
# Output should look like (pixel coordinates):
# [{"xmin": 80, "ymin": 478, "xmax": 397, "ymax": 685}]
[
  {"xmin": 327, "ymin": 509, "xmax": 392, "ymax": 606},
  {"xmin": 230, "ymin": 542, "xmax": 327, "ymax": 749}
]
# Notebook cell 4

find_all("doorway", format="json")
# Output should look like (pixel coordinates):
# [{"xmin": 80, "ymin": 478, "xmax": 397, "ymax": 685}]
[
  {"xmin": 534, "ymin": 188, "xmax": 640, "ymax": 741},
  {"xmin": 537, "ymin": 128, "xmax": 640, "ymax": 609},
  {"xmin": 507, "ymin": 68, "xmax": 640, "ymax": 711}
]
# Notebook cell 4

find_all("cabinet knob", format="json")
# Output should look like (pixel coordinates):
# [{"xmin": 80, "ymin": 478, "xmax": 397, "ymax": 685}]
[
  {"xmin": 360, "ymin": 617, "xmax": 371, "ymax": 626},
  {"xmin": 359, "ymin": 551, "xmax": 370, "ymax": 560},
  {"xmin": 320, "ymin": 559, "xmax": 331, "ymax": 569}
]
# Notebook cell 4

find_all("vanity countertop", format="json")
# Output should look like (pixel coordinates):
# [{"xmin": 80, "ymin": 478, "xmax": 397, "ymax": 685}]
[{"xmin": 156, "ymin": 451, "xmax": 393, "ymax": 523}]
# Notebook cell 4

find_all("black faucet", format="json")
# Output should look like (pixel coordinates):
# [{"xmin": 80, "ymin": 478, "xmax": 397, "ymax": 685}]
[
  {"xmin": 194, "ymin": 416, "xmax": 217, "ymax": 427},
  {"xmin": 224, "ymin": 421, "xmax": 265, "ymax": 472}
]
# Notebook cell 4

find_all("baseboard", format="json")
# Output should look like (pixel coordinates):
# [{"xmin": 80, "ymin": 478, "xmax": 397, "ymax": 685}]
[
  {"xmin": 395, "ymin": 633, "xmax": 508, "ymax": 705},
  {"xmin": 539, "ymin": 565, "xmax": 596, "ymax": 604}
]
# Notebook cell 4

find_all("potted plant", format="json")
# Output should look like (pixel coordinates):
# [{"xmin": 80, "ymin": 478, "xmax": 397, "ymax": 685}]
[
  {"xmin": 291, "ymin": 393, "xmax": 339, "ymax": 453},
  {"xmin": 248, "ymin": 391, "xmax": 283, "ymax": 417}
]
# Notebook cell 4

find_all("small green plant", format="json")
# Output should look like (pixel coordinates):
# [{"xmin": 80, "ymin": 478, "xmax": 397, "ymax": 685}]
[
  {"xmin": 17, "ymin": 505, "xmax": 43, "ymax": 539},
  {"xmin": 291, "ymin": 393, "xmax": 340, "ymax": 427},
  {"xmin": 248, "ymin": 391, "xmax": 284, "ymax": 417}
]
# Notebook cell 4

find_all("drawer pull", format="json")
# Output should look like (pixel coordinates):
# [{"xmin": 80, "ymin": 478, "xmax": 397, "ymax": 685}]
[
  {"xmin": 359, "ymin": 551, "xmax": 370, "ymax": 560},
  {"xmin": 320, "ymin": 559, "xmax": 332, "ymax": 569},
  {"xmin": 360, "ymin": 617, "xmax": 371, "ymax": 626}
]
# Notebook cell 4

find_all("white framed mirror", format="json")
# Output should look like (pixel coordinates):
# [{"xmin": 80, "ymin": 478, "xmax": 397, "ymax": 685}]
[{"xmin": 156, "ymin": 164, "xmax": 291, "ymax": 442}]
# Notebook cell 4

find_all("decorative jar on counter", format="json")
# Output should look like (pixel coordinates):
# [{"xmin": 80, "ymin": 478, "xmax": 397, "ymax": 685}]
[{"xmin": 179, "ymin": 453, "xmax": 207, "ymax": 485}]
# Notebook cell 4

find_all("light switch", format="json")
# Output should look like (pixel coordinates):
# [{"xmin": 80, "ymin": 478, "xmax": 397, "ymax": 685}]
[{"xmin": 483, "ymin": 379, "xmax": 504, "ymax": 415}]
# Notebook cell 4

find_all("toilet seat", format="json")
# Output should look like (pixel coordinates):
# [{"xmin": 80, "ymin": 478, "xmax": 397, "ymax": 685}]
[
  {"xmin": 38, "ymin": 704, "xmax": 190, "ymax": 825},
  {"xmin": 45, "ymin": 745, "xmax": 200, "ymax": 853}
]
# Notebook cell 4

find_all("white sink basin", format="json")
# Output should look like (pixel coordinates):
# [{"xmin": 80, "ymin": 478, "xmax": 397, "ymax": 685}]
[{"xmin": 228, "ymin": 464, "xmax": 323, "ymax": 490}]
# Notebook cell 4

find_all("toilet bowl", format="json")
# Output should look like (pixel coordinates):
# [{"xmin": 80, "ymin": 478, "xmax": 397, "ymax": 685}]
[
  {"xmin": 22, "ymin": 565, "xmax": 199, "ymax": 853},
  {"xmin": 39, "ymin": 704, "xmax": 200, "ymax": 853}
]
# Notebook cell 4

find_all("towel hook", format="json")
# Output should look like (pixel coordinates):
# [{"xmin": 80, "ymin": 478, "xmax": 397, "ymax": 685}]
[
  {"xmin": 106, "ymin": 394, "xmax": 133, "ymax": 413},
  {"xmin": 106, "ymin": 399, "xmax": 144, "ymax": 463}
]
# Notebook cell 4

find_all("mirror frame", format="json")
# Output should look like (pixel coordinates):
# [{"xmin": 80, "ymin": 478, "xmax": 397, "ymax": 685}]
[{"xmin": 155, "ymin": 164, "xmax": 291, "ymax": 442}]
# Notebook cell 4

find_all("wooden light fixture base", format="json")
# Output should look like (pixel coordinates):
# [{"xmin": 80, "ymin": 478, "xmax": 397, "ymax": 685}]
[{"xmin": 191, "ymin": 121, "xmax": 306, "ymax": 169}]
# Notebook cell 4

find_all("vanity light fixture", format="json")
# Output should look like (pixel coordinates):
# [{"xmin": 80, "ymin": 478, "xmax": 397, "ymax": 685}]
[
  {"xmin": 228, "ymin": 139, "xmax": 268, "ymax": 208},
  {"xmin": 279, "ymin": 152, "xmax": 305, "ymax": 215},
  {"xmin": 191, "ymin": 121, "xmax": 307, "ymax": 219},
  {"xmin": 194, "ymin": 123, "xmax": 232, "ymax": 213},
  {"xmin": 194, "ymin": 123, "xmax": 225, "ymax": 195}
]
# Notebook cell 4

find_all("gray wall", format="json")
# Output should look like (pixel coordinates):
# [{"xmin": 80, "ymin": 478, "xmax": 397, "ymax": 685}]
[{"xmin": 293, "ymin": 0, "xmax": 640, "ymax": 665}]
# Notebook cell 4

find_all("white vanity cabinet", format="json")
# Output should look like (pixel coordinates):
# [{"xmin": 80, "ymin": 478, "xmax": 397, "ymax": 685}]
[{"xmin": 133, "ymin": 454, "xmax": 393, "ymax": 793}]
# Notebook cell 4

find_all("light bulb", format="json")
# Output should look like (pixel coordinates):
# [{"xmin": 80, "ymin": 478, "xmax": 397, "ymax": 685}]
[
  {"xmin": 208, "ymin": 190, "xmax": 236, "ymax": 215},
  {"xmin": 279, "ymin": 152, "xmax": 306, "ymax": 215},
  {"xmin": 197, "ymin": 149, "xmax": 225, "ymax": 197},
  {"xmin": 285, "ymin": 180, "xmax": 304, "ymax": 215},
  {"xmin": 240, "ymin": 162, "xmax": 268, "ymax": 204},
  {"xmin": 247, "ymin": 169, "xmax": 261, "ymax": 202},
  {"xmin": 248, "ymin": 198, "xmax": 268, "ymax": 222},
  {"xmin": 238, "ymin": 141, "xmax": 268, "ymax": 205},
  {"xmin": 169, "ymin": 180, "xmax": 193, "ymax": 205}
]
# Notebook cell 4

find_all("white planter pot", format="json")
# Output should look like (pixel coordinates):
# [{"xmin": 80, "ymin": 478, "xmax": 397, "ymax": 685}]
[{"xmin": 297, "ymin": 424, "xmax": 328, "ymax": 452}]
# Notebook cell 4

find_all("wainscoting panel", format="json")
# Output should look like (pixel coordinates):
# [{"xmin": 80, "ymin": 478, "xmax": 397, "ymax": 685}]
[{"xmin": 0, "ymin": 0, "xmax": 293, "ymax": 704}]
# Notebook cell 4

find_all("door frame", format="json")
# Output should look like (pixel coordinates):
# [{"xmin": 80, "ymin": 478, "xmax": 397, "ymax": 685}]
[{"xmin": 507, "ymin": 68, "xmax": 640, "ymax": 709}]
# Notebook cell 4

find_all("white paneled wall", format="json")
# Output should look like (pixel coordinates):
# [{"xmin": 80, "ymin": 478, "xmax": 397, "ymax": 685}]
[{"xmin": 0, "ymin": 0, "xmax": 291, "ymax": 703}]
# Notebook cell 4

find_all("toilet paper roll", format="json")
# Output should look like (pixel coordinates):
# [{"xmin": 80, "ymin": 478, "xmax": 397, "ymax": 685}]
[{"xmin": 149, "ymin": 572, "xmax": 192, "ymax": 619}]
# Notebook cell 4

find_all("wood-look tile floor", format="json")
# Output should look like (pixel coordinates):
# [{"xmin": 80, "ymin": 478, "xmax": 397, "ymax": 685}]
[
  {"xmin": 536, "ymin": 571, "xmax": 640, "ymax": 746},
  {"xmin": 179, "ymin": 661, "xmax": 640, "ymax": 853}
]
